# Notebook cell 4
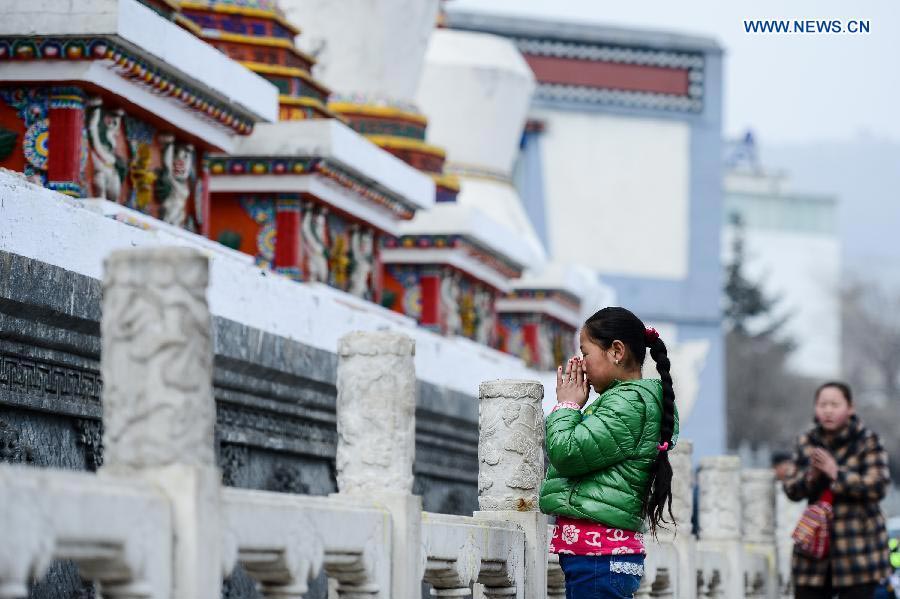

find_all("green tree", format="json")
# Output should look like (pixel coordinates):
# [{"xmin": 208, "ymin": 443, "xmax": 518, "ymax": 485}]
[
  {"xmin": 841, "ymin": 280, "xmax": 900, "ymax": 483},
  {"xmin": 723, "ymin": 214, "xmax": 816, "ymax": 450},
  {"xmin": 723, "ymin": 214, "xmax": 791, "ymax": 337}
]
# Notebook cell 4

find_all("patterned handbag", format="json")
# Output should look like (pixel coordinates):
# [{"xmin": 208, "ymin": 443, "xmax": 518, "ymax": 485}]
[{"xmin": 791, "ymin": 489, "xmax": 834, "ymax": 559}]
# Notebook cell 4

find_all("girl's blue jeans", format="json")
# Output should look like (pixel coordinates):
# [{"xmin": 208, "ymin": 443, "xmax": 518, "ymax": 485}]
[{"xmin": 558, "ymin": 554, "xmax": 645, "ymax": 598}]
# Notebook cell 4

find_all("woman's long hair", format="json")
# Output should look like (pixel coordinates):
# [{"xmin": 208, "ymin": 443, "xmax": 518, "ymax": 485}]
[{"xmin": 583, "ymin": 307, "xmax": 676, "ymax": 537}]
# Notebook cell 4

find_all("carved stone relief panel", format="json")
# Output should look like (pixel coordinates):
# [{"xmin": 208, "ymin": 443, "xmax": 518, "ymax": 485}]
[{"xmin": 477, "ymin": 380, "xmax": 544, "ymax": 511}]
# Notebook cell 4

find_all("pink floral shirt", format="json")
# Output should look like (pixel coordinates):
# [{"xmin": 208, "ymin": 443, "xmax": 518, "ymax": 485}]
[
  {"xmin": 549, "ymin": 516, "xmax": 646, "ymax": 556},
  {"xmin": 546, "ymin": 403, "xmax": 646, "ymax": 556}
]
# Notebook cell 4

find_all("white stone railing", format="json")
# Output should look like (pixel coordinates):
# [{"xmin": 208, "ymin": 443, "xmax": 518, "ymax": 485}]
[
  {"xmin": 221, "ymin": 490, "xmax": 392, "ymax": 597},
  {"xmin": 635, "ymin": 439, "xmax": 695, "ymax": 599},
  {"xmin": 546, "ymin": 552, "xmax": 565, "ymax": 599},
  {"xmin": 775, "ymin": 480, "xmax": 806, "ymax": 599},
  {"xmin": 696, "ymin": 456, "xmax": 743, "ymax": 599},
  {"xmin": 0, "ymin": 465, "xmax": 172, "ymax": 599},
  {"xmin": 0, "ymin": 246, "xmax": 792, "ymax": 598},
  {"xmin": 422, "ymin": 513, "xmax": 524, "ymax": 595}
]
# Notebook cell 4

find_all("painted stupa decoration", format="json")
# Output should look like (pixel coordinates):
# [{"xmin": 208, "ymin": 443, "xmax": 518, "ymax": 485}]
[
  {"xmin": 180, "ymin": 0, "xmax": 336, "ymax": 120},
  {"xmin": 279, "ymin": 0, "xmax": 460, "ymax": 203},
  {"xmin": 136, "ymin": 0, "xmax": 204, "ymax": 37},
  {"xmin": 0, "ymin": 0, "xmax": 274, "ymax": 232},
  {"xmin": 375, "ymin": 26, "xmax": 549, "ymax": 347},
  {"xmin": 194, "ymin": 0, "xmax": 435, "ymax": 303},
  {"xmin": 204, "ymin": 119, "xmax": 434, "ymax": 302},
  {"xmin": 495, "ymin": 265, "xmax": 586, "ymax": 371},
  {"xmin": 330, "ymin": 97, "xmax": 459, "ymax": 203},
  {"xmin": 136, "ymin": 0, "xmax": 181, "ymax": 19}
]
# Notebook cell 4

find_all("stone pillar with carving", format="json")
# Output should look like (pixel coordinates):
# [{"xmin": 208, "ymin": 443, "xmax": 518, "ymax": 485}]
[
  {"xmin": 335, "ymin": 331, "xmax": 421, "ymax": 598},
  {"xmin": 742, "ymin": 469, "xmax": 777, "ymax": 599},
  {"xmin": 659, "ymin": 439, "xmax": 697, "ymax": 599},
  {"xmin": 741, "ymin": 469, "xmax": 776, "ymax": 544},
  {"xmin": 547, "ymin": 552, "xmax": 565, "ymax": 599},
  {"xmin": 775, "ymin": 480, "xmax": 805, "ymax": 599},
  {"xmin": 636, "ymin": 440, "xmax": 695, "ymax": 598},
  {"xmin": 697, "ymin": 456, "xmax": 744, "ymax": 599},
  {"xmin": 100, "ymin": 247, "xmax": 224, "ymax": 599},
  {"xmin": 475, "ymin": 380, "xmax": 547, "ymax": 598}
]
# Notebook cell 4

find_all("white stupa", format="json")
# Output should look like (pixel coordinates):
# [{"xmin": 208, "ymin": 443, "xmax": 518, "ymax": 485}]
[
  {"xmin": 279, "ymin": 0, "xmax": 440, "ymax": 106},
  {"xmin": 411, "ymin": 28, "xmax": 547, "ymax": 270}
]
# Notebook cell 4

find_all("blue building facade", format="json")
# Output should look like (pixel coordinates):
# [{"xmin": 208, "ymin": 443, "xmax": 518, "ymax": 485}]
[{"xmin": 449, "ymin": 10, "xmax": 726, "ymax": 457}]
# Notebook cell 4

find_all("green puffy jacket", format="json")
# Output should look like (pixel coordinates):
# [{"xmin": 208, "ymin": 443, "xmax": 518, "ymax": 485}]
[{"xmin": 539, "ymin": 378, "xmax": 680, "ymax": 532}]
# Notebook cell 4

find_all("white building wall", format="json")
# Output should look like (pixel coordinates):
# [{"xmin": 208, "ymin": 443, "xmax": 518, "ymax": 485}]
[{"xmin": 533, "ymin": 108, "xmax": 692, "ymax": 281}]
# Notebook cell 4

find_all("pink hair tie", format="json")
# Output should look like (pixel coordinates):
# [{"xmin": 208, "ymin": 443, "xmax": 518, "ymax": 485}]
[
  {"xmin": 657, "ymin": 441, "xmax": 670, "ymax": 452},
  {"xmin": 645, "ymin": 326, "xmax": 660, "ymax": 344}
]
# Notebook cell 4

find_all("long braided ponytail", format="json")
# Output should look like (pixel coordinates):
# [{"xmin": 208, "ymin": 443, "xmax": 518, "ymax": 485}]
[
  {"xmin": 583, "ymin": 307, "xmax": 676, "ymax": 538},
  {"xmin": 645, "ymin": 334, "xmax": 675, "ymax": 537}
]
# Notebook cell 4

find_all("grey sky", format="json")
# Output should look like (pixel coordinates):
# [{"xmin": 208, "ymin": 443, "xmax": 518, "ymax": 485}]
[{"xmin": 453, "ymin": 0, "xmax": 900, "ymax": 145}]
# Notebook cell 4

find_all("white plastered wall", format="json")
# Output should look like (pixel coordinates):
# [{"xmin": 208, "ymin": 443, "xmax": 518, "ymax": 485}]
[{"xmin": 535, "ymin": 108, "xmax": 692, "ymax": 281}]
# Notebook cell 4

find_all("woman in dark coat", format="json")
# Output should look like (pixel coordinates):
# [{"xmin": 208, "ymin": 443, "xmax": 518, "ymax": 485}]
[{"xmin": 783, "ymin": 382, "xmax": 892, "ymax": 599}]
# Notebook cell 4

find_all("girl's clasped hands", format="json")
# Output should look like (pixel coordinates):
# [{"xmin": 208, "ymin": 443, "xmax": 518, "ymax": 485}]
[{"xmin": 556, "ymin": 356, "xmax": 589, "ymax": 408}]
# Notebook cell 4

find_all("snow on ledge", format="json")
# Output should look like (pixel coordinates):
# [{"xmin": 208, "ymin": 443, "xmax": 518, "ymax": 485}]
[{"xmin": 0, "ymin": 170, "xmax": 547, "ymax": 399}]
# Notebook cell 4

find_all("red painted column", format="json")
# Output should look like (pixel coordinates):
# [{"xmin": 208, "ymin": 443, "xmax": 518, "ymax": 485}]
[
  {"xmin": 522, "ymin": 322, "xmax": 539, "ymax": 367},
  {"xmin": 274, "ymin": 195, "xmax": 303, "ymax": 280},
  {"xmin": 420, "ymin": 271, "xmax": 441, "ymax": 330},
  {"xmin": 372, "ymin": 233, "xmax": 383, "ymax": 306},
  {"xmin": 199, "ymin": 167, "xmax": 211, "ymax": 238},
  {"xmin": 47, "ymin": 86, "xmax": 85, "ymax": 197}
]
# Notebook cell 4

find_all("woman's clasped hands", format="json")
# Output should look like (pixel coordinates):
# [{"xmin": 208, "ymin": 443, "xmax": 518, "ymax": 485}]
[{"xmin": 809, "ymin": 447, "xmax": 839, "ymax": 481}]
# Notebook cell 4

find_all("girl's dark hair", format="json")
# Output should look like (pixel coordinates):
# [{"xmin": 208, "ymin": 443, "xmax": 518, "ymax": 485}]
[
  {"xmin": 583, "ymin": 306, "xmax": 676, "ymax": 538},
  {"xmin": 815, "ymin": 381, "xmax": 853, "ymax": 404}
]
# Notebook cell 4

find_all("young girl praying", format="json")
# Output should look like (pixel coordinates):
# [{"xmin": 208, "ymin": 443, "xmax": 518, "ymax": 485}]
[{"xmin": 540, "ymin": 307, "xmax": 679, "ymax": 598}]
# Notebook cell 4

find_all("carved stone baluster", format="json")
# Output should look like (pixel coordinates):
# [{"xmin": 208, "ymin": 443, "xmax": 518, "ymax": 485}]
[
  {"xmin": 220, "ymin": 490, "xmax": 325, "ymax": 599},
  {"xmin": 658, "ymin": 439, "xmax": 696, "ymax": 599},
  {"xmin": 101, "ymin": 247, "xmax": 223, "ymax": 599},
  {"xmin": 668, "ymin": 440, "xmax": 695, "ymax": 535},
  {"xmin": 697, "ymin": 456, "xmax": 742, "ymax": 599},
  {"xmin": 742, "ymin": 468, "xmax": 777, "ymax": 599},
  {"xmin": 322, "ymin": 550, "xmax": 381, "ymax": 598},
  {"xmin": 698, "ymin": 457, "xmax": 741, "ymax": 542},
  {"xmin": 425, "ymin": 557, "xmax": 477, "ymax": 597},
  {"xmin": 635, "ymin": 575, "xmax": 653, "ymax": 599},
  {"xmin": 335, "ymin": 331, "xmax": 420, "ymax": 598},
  {"xmin": 546, "ymin": 552, "xmax": 565, "ymax": 599},
  {"xmin": 706, "ymin": 570, "xmax": 725, "ymax": 599},
  {"xmin": 336, "ymin": 332, "xmax": 415, "ymax": 495},
  {"xmin": 741, "ymin": 469, "xmax": 775, "ymax": 544},
  {"xmin": 474, "ymin": 380, "xmax": 547, "ymax": 599},
  {"xmin": 477, "ymin": 559, "xmax": 519, "ymax": 598},
  {"xmin": 775, "ymin": 480, "xmax": 804, "ymax": 599},
  {"xmin": 650, "ymin": 568, "xmax": 675, "ymax": 598}
]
